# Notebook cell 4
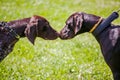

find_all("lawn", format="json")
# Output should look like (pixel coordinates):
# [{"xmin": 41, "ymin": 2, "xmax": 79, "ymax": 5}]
[{"xmin": 0, "ymin": 0, "xmax": 120, "ymax": 80}]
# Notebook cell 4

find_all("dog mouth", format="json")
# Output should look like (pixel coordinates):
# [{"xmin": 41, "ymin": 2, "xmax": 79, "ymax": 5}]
[
  {"xmin": 44, "ymin": 32, "xmax": 59, "ymax": 40},
  {"xmin": 59, "ymin": 31, "xmax": 75, "ymax": 40},
  {"xmin": 59, "ymin": 35, "xmax": 67, "ymax": 39},
  {"xmin": 59, "ymin": 34, "xmax": 73, "ymax": 40}
]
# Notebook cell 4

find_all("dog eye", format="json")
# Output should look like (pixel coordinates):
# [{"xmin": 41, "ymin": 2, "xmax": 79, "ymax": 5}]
[
  {"xmin": 68, "ymin": 23, "xmax": 74, "ymax": 31},
  {"xmin": 68, "ymin": 24, "xmax": 72, "ymax": 29},
  {"xmin": 42, "ymin": 26, "xmax": 47, "ymax": 31}
]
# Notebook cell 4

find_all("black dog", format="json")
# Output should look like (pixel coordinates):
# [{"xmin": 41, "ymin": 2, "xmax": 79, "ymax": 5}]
[
  {"xmin": 60, "ymin": 12, "xmax": 120, "ymax": 80},
  {"xmin": 0, "ymin": 15, "xmax": 58, "ymax": 61}
]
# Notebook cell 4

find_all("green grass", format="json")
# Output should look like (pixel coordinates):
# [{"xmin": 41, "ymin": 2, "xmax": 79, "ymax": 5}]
[{"xmin": 0, "ymin": 0, "xmax": 120, "ymax": 80}]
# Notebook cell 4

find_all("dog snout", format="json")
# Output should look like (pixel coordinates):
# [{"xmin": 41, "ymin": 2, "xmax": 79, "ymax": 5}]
[
  {"xmin": 51, "ymin": 31, "xmax": 59, "ymax": 40},
  {"xmin": 44, "ymin": 30, "xmax": 59, "ymax": 40},
  {"xmin": 59, "ymin": 30, "xmax": 68, "ymax": 39}
]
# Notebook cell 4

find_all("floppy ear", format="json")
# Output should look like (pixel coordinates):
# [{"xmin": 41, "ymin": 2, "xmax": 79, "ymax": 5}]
[
  {"xmin": 74, "ymin": 14, "xmax": 83, "ymax": 34},
  {"xmin": 24, "ymin": 23, "xmax": 37, "ymax": 45}
]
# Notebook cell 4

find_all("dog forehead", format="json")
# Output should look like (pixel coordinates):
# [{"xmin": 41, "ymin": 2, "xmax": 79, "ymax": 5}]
[
  {"xmin": 66, "ymin": 13, "xmax": 79, "ymax": 24},
  {"xmin": 66, "ymin": 16, "xmax": 73, "ymax": 24}
]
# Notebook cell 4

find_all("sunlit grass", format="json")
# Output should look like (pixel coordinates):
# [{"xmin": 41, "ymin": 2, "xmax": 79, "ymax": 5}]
[{"xmin": 0, "ymin": 0, "xmax": 120, "ymax": 80}]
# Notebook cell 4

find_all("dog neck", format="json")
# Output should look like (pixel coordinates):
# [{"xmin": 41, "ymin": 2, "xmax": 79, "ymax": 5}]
[
  {"xmin": 0, "ymin": 18, "xmax": 31, "ymax": 61},
  {"xmin": 81, "ymin": 13, "xmax": 104, "ymax": 36},
  {"xmin": 7, "ymin": 17, "xmax": 31, "ymax": 38},
  {"xmin": 89, "ymin": 17, "xmax": 103, "ymax": 33}
]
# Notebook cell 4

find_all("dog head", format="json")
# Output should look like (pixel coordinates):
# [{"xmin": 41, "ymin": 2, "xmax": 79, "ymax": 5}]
[
  {"xmin": 25, "ymin": 15, "xmax": 59, "ymax": 44},
  {"xmin": 60, "ymin": 12, "xmax": 83, "ymax": 39}
]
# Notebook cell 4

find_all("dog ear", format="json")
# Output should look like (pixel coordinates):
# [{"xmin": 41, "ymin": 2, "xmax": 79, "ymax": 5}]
[
  {"xmin": 74, "ymin": 14, "xmax": 83, "ymax": 34},
  {"xmin": 24, "ymin": 23, "xmax": 37, "ymax": 45}
]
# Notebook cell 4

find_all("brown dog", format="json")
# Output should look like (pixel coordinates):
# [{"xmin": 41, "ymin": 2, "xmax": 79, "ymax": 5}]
[
  {"xmin": 60, "ymin": 12, "xmax": 120, "ymax": 80},
  {"xmin": 0, "ymin": 15, "xmax": 58, "ymax": 61}
]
